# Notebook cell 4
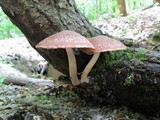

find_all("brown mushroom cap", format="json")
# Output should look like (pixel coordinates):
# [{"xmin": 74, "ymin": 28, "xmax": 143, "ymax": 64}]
[
  {"xmin": 36, "ymin": 30, "xmax": 95, "ymax": 86},
  {"xmin": 80, "ymin": 35, "xmax": 127, "ymax": 83},
  {"xmin": 82, "ymin": 35, "xmax": 127, "ymax": 54},
  {"xmin": 36, "ymin": 30, "xmax": 95, "ymax": 49}
]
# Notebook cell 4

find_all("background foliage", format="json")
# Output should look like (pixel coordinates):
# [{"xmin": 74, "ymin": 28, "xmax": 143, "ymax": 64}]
[
  {"xmin": 76, "ymin": 0, "xmax": 154, "ymax": 20},
  {"xmin": 0, "ymin": 0, "xmax": 155, "ymax": 39},
  {"xmin": 0, "ymin": 8, "xmax": 23, "ymax": 40}
]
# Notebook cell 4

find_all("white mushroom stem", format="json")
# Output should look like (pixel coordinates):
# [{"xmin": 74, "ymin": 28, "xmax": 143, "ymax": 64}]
[
  {"xmin": 66, "ymin": 48, "xmax": 80, "ymax": 85},
  {"xmin": 81, "ymin": 52, "xmax": 100, "ymax": 83}
]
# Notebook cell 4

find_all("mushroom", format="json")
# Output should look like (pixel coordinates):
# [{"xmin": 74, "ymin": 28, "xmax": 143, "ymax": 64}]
[
  {"xmin": 36, "ymin": 30, "xmax": 95, "ymax": 86},
  {"xmin": 81, "ymin": 35, "xmax": 127, "ymax": 83}
]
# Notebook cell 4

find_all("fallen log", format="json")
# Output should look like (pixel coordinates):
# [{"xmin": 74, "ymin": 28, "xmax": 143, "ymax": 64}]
[
  {"xmin": 74, "ymin": 7, "xmax": 160, "ymax": 116},
  {"xmin": 0, "ymin": 63, "xmax": 54, "ymax": 87},
  {"xmin": 75, "ymin": 49, "xmax": 160, "ymax": 116},
  {"xmin": 3, "ymin": 74, "xmax": 54, "ymax": 87}
]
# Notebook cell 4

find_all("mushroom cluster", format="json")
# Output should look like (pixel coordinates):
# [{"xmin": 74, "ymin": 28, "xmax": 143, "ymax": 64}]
[
  {"xmin": 36, "ymin": 30, "xmax": 94, "ymax": 85},
  {"xmin": 36, "ymin": 30, "xmax": 127, "ymax": 86}
]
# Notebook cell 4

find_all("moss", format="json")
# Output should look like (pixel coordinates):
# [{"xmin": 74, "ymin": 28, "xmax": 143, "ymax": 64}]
[
  {"xmin": 37, "ymin": 95, "xmax": 50, "ymax": 103},
  {"xmin": 0, "ymin": 76, "xmax": 4, "ymax": 85},
  {"xmin": 99, "ymin": 49, "xmax": 148, "ymax": 69},
  {"xmin": 152, "ymin": 31, "xmax": 160, "ymax": 42},
  {"xmin": 124, "ymin": 73, "xmax": 135, "ymax": 86},
  {"xmin": 58, "ymin": 90, "xmax": 78, "ymax": 98},
  {"xmin": 133, "ymin": 48, "xmax": 148, "ymax": 61}
]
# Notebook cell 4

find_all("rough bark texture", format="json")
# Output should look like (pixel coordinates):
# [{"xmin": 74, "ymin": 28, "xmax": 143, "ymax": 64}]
[
  {"xmin": 0, "ymin": 0, "xmax": 102, "ymax": 75},
  {"xmin": 75, "ymin": 50, "xmax": 160, "ymax": 116},
  {"xmin": 0, "ymin": 0, "xmax": 160, "ymax": 117}
]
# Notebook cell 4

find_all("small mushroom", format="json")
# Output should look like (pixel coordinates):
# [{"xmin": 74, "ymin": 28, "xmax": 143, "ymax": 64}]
[
  {"xmin": 81, "ymin": 35, "xmax": 127, "ymax": 83},
  {"xmin": 36, "ymin": 30, "xmax": 95, "ymax": 86}
]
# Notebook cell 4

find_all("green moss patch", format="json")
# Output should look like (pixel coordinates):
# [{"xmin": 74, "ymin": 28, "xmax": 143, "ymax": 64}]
[{"xmin": 99, "ymin": 48, "xmax": 148, "ymax": 69}]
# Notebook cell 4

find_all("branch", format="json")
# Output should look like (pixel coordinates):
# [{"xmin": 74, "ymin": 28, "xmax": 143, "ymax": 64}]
[{"xmin": 3, "ymin": 73, "xmax": 54, "ymax": 87}]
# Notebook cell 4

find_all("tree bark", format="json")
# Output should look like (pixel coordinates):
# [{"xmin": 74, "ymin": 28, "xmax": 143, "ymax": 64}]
[
  {"xmin": 75, "ymin": 49, "xmax": 160, "ymax": 116},
  {"xmin": 0, "ymin": 0, "xmax": 102, "ymax": 75},
  {"xmin": 117, "ymin": 0, "xmax": 127, "ymax": 16}
]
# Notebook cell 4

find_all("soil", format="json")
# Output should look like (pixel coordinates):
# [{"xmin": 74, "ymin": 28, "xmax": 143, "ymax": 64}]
[{"xmin": 0, "ymin": 84, "xmax": 157, "ymax": 120}]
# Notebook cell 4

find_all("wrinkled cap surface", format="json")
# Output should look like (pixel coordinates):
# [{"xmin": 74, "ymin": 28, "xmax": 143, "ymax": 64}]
[
  {"xmin": 36, "ymin": 30, "xmax": 95, "ymax": 49},
  {"xmin": 82, "ymin": 35, "xmax": 127, "ymax": 54}
]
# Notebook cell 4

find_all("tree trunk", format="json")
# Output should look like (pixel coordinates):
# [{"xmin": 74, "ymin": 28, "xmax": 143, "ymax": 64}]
[
  {"xmin": 0, "ymin": 0, "xmax": 102, "ymax": 75},
  {"xmin": 117, "ymin": 0, "xmax": 127, "ymax": 16}
]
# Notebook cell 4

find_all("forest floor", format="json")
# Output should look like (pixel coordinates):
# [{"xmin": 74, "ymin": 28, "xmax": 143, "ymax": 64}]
[
  {"xmin": 0, "ymin": 6, "xmax": 160, "ymax": 120},
  {"xmin": 0, "ymin": 38, "xmax": 154, "ymax": 120}
]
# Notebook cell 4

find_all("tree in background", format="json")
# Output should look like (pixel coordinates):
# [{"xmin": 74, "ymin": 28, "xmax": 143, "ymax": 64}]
[
  {"xmin": 117, "ymin": 0, "xmax": 127, "ymax": 16},
  {"xmin": 156, "ymin": 0, "xmax": 160, "ymax": 4}
]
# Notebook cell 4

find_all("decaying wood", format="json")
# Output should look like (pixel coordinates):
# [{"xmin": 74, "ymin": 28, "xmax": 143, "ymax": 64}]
[
  {"xmin": 3, "ymin": 74, "xmax": 54, "ymax": 87},
  {"xmin": 1, "ymin": 72, "xmax": 54, "ymax": 87},
  {"xmin": 0, "ymin": 63, "xmax": 54, "ymax": 87},
  {"xmin": 75, "ymin": 49, "xmax": 160, "ymax": 116}
]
